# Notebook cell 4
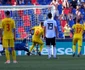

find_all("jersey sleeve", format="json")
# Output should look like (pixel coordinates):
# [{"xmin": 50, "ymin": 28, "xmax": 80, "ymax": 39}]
[
  {"xmin": 31, "ymin": 26, "xmax": 36, "ymax": 30},
  {"xmin": 12, "ymin": 19, "xmax": 15, "ymax": 29},
  {"xmin": 82, "ymin": 25, "xmax": 84, "ymax": 31},
  {"xmin": 0, "ymin": 20, "xmax": 4, "ymax": 29}
]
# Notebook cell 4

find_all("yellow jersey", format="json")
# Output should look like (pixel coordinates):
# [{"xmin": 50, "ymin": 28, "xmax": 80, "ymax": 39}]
[
  {"xmin": 32, "ymin": 26, "xmax": 44, "ymax": 39},
  {"xmin": 1, "ymin": 18, "xmax": 15, "ymax": 39},
  {"xmin": 72, "ymin": 23, "xmax": 84, "ymax": 37}
]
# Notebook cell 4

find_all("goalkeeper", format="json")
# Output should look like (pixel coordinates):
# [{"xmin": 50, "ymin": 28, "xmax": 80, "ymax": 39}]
[
  {"xmin": 27, "ymin": 22, "xmax": 44, "ymax": 56},
  {"xmin": 0, "ymin": 38, "xmax": 29, "ymax": 56}
]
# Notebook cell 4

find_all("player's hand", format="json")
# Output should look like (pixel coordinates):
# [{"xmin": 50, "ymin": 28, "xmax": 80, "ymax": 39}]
[{"xmin": 14, "ymin": 37, "xmax": 16, "ymax": 41}]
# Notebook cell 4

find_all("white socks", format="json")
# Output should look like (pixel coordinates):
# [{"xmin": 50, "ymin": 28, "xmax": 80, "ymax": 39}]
[
  {"xmin": 53, "ymin": 47, "xmax": 56, "ymax": 58},
  {"xmin": 47, "ymin": 46, "xmax": 51, "ymax": 58},
  {"xmin": 47, "ymin": 46, "xmax": 56, "ymax": 58}
]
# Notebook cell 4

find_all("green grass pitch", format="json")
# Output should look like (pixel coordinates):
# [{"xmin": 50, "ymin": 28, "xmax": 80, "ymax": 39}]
[{"xmin": 0, "ymin": 55, "xmax": 85, "ymax": 70}]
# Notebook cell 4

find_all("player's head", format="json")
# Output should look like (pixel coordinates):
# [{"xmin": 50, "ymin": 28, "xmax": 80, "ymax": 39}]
[
  {"xmin": 5, "ymin": 11, "xmax": 10, "ymax": 17},
  {"xmin": 76, "ymin": 19, "xmax": 80, "ymax": 23},
  {"xmin": 40, "ymin": 22, "xmax": 43, "ymax": 26},
  {"xmin": 47, "ymin": 13, "xmax": 52, "ymax": 19}
]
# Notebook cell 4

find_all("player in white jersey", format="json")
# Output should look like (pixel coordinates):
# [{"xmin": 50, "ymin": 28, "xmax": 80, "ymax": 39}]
[{"xmin": 44, "ymin": 13, "xmax": 58, "ymax": 59}]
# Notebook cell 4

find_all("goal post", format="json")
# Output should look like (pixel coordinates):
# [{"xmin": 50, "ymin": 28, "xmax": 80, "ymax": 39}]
[{"xmin": 0, "ymin": 5, "xmax": 53, "ymax": 10}]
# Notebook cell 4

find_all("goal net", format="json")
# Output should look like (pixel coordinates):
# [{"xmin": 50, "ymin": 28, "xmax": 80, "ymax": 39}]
[
  {"xmin": 0, "ymin": 5, "xmax": 52, "ymax": 39},
  {"xmin": 0, "ymin": 5, "xmax": 52, "ymax": 55}
]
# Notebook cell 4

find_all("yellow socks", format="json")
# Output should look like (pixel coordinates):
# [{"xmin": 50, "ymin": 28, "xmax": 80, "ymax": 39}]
[
  {"xmin": 5, "ymin": 49, "xmax": 10, "ymax": 60},
  {"xmin": 72, "ymin": 45, "xmax": 76, "ymax": 53},
  {"xmin": 12, "ymin": 50, "xmax": 16, "ymax": 60},
  {"xmin": 39, "ymin": 44, "xmax": 44, "ymax": 52},
  {"xmin": 78, "ymin": 46, "xmax": 81, "ymax": 54}
]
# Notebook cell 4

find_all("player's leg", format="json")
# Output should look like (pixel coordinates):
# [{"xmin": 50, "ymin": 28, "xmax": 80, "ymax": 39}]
[
  {"xmin": 72, "ymin": 38, "xmax": 77, "ymax": 57},
  {"xmin": 51, "ymin": 37, "xmax": 56, "ymax": 58},
  {"xmin": 23, "ymin": 48, "xmax": 29, "ymax": 53},
  {"xmin": 10, "ymin": 39, "xmax": 17, "ymax": 63},
  {"xmin": 27, "ymin": 42, "xmax": 36, "ymax": 55},
  {"xmin": 77, "ymin": 38, "xmax": 82, "ymax": 57},
  {"xmin": 46, "ymin": 37, "xmax": 51, "ymax": 59},
  {"xmin": 38, "ymin": 39, "xmax": 44, "ymax": 56},
  {"xmin": 15, "ymin": 44, "xmax": 29, "ymax": 53},
  {"xmin": 3, "ymin": 39, "xmax": 10, "ymax": 63}
]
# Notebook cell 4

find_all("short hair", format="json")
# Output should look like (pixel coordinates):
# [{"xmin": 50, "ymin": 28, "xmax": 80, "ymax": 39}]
[
  {"xmin": 41, "ymin": 22, "xmax": 43, "ymax": 26},
  {"xmin": 5, "ymin": 11, "xmax": 10, "ymax": 16},
  {"xmin": 47, "ymin": 13, "xmax": 52, "ymax": 19},
  {"xmin": 76, "ymin": 19, "xmax": 80, "ymax": 23}
]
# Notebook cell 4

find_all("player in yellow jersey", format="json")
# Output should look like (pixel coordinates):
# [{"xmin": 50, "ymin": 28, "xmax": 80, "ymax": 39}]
[
  {"xmin": 72, "ymin": 19, "xmax": 84, "ymax": 57},
  {"xmin": 27, "ymin": 22, "xmax": 44, "ymax": 56},
  {"xmin": 0, "ymin": 11, "xmax": 17, "ymax": 63}
]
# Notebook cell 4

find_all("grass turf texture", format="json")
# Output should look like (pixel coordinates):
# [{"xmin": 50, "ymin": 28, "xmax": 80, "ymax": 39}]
[{"xmin": 0, "ymin": 55, "xmax": 85, "ymax": 70}]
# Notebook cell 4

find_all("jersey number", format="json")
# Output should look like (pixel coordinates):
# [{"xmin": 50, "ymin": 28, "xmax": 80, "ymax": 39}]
[
  {"xmin": 47, "ymin": 23, "xmax": 53, "ymax": 30},
  {"xmin": 6, "ymin": 24, "xmax": 10, "ymax": 31},
  {"xmin": 35, "ymin": 30, "xmax": 40, "ymax": 35},
  {"xmin": 76, "ymin": 27, "xmax": 82, "ymax": 33}
]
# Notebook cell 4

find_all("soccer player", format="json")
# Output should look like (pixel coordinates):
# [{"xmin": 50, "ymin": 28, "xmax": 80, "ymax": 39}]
[
  {"xmin": 44, "ymin": 13, "xmax": 58, "ymax": 59},
  {"xmin": 0, "ymin": 11, "xmax": 17, "ymax": 63},
  {"xmin": 27, "ymin": 22, "xmax": 44, "ymax": 56},
  {"xmin": 72, "ymin": 19, "xmax": 84, "ymax": 57},
  {"xmin": 0, "ymin": 38, "xmax": 29, "ymax": 56}
]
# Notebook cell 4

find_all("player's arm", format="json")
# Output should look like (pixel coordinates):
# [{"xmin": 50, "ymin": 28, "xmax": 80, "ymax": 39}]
[
  {"xmin": 0, "ymin": 28, "xmax": 2, "ymax": 40},
  {"xmin": 0, "ymin": 20, "xmax": 3, "ymax": 41},
  {"xmin": 30, "ymin": 27, "xmax": 35, "ymax": 35},
  {"xmin": 55, "ymin": 26, "xmax": 58, "ymax": 38},
  {"xmin": 71, "ymin": 25, "xmax": 75, "ymax": 35},
  {"xmin": 83, "ymin": 25, "xmax": 85, "ymax": 35},
  {"xmin": 54, "ymin": 21, "xmax": 58, "ymax": 38}
]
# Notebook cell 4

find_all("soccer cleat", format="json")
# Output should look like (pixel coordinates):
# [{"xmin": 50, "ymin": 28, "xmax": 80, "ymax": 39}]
[
  {"xmin": 5, "ymin": 60, "xmax": 10, "ymax": 64},
  {"xmin": 77, "ymin": 54, "xmax": 80, "ymax": 57},
  {"xmin": 72, "ymin": 53, "xmax": 75, "ymax": 57},
  {"xmin": 38, "ymin": 52, "xmax": 41, "ymax": 56},
  {"xmin": 27, "ymin": 52, "xmax": 30, "ymax": 56},
  {"xmin": 53, "ymin": 56, "xmax": 59, "ymax": 59},
  {"xmin": 13, "ymin": 60, "xmax": 18, "ymax": 63},
  {"xmin": 48, "ymin": 55, "xmax": 51, "ymax": 59},
  {"xmin": 77, "ymin": 53, "xmax": 81, "ymax": 57}
]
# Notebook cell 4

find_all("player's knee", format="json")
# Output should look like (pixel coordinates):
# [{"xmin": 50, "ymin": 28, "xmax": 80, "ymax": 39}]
[
  {"xmin": 79, "ymin": 46, "xmax": 82, "ymax": 47},
  {"xmin": 5, "ymin": 47, "xmax": 8, "ymax": 50}
]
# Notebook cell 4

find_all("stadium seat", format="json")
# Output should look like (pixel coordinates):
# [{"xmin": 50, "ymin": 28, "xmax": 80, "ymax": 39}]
[
  {"xmin": 16, "ymin": 33, "xmax": 21, "ymax": 38},
  {"xmin": 24, "ymin": 21, "xmax": 30, "ymax": 27},
  {"xmin": 18, "ymin": 10, "xmax": 24, "ymax": 17},
  {"xmin": 20, "ymin": 32, "xmax": 28, "ymax": 39},
  {"xmin": 22, "ymin": 15, "xmax": 30, "ymax": 21},
  {"xmin": 24, "ymin": 26, "xmax": 30, "ymax": 33},
  {"xmin": 18, "ymin": 27, "xmax": 25, "ymax": 33}
]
